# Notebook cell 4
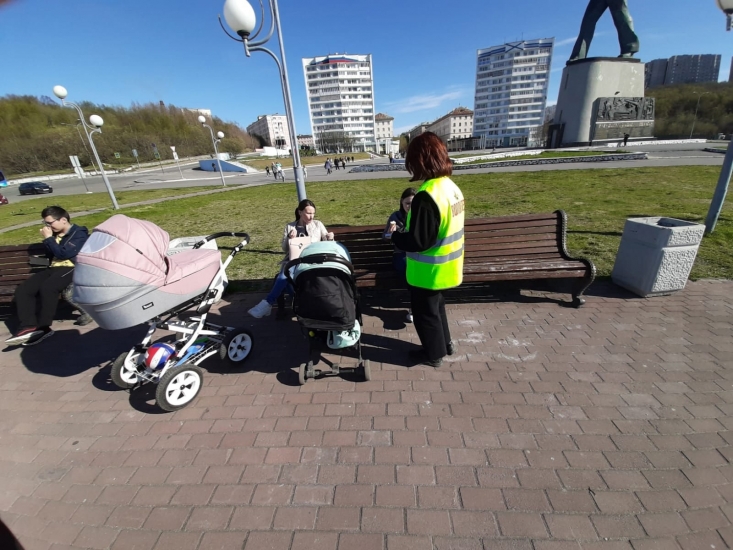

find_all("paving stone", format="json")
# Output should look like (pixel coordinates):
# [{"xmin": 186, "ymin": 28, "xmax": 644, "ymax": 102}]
[{"xmin": 2, "ymin": 282, "xmax": 733, "ymax": 550}]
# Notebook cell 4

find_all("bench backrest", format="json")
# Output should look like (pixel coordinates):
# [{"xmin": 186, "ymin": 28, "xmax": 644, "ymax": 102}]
[
  {"xmin": 0, "ymin": 243, "xmax": 47, "ymax": 301},
  {"xmin": 331, "ymin": 211, "xmax": 568, "ymax": 272}
]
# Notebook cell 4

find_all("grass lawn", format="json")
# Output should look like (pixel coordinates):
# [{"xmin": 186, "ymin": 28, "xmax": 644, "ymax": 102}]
[
  {"xmin": 0, "ymin": 186, "xmax": 221, "ymax": 231},
  {"xmin": 457, "ymin": 151, "xmax": 626, "ymax": 165},
  {"xmin": 245, "ymin": 152, "xmax": 371, "ymax": 171},
  {"xmin": 0, "ymin": 166, "xmax": 729, "ymax": 290}
]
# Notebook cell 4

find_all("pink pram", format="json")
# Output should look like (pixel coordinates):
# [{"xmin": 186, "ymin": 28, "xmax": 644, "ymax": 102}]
[{"xmin": 72, "ymin": 215, "xmax": 254, "ymax": 411}]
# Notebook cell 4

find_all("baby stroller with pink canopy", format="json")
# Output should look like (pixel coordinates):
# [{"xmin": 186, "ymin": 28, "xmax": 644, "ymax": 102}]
[{"xmin": 72, "ymin": 215, "xmax": 254, "ymax": 411}]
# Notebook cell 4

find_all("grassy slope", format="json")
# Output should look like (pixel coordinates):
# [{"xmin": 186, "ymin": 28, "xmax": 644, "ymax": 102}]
[{"xmin": 0, "ymin": 166, "xmax": 729, "ymax": 284}]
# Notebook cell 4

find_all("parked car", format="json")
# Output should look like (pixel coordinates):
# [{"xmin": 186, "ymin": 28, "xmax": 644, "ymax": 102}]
[
  {"xmin": 19, "ymin": 182, "xmax": 53, "ymax": 195},
  {"xmin": 0, "ymin": 193, "xmax": 8, "ymax": 205}
]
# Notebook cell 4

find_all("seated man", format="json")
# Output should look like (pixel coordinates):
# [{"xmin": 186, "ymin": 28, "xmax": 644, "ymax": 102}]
[{"xmin": 5, "ymin": 206, "xmax": 89, "ymax": 346}]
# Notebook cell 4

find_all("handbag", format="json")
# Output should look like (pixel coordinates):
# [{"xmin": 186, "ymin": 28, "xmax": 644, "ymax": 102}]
[{"xmin": 288, "ymin": 236, "xmax": 311, "ymax": 260}]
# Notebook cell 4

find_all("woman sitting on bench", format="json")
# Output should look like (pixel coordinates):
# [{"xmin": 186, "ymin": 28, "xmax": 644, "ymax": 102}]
[
  {"xmin": 248, "ymin": 199, "xmax": 334, "ymax": 319},
  {"xmin": 5, "ymin": 206, "xmax": 89, "ymax": 346}
]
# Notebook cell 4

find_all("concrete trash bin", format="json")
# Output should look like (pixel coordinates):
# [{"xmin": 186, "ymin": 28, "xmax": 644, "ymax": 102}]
[{"xmin": 611, "ymin": 217, "xmax": 704, "ymax": 297}]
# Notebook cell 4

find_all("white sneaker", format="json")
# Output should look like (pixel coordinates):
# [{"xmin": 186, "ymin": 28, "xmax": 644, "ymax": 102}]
[
  {"xmin": 405, "ymin": 311, "xmax": 413, "ymax": 323},
  {"xmin": 248, "ymin": 299, "xmax": 272, "ymax": 318}
]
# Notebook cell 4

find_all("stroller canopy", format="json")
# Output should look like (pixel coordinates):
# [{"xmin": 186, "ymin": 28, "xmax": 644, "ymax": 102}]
[
  {"xmin": 78, "ymin": 215, "xmax": 171, "ymax": 287},
  {"xmin": 73, "ymin": 215, "xmax": 222, "ymax": 330},
  {"xmin": 292, "ymin": 241, "xmax": 353, "ymax": 281}
]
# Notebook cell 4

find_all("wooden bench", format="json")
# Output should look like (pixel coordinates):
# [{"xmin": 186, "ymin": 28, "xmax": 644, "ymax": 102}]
[
  {"xmin": 0, "ymin": 243, "xmax": 85, "ymax": 322},
  {"xmin": 331, "ymin": 210, "xmax": 596, "ymax": 307},
  {"xmin": 0, "ymin": 243, "xmax": 48, "ymax": 303}
]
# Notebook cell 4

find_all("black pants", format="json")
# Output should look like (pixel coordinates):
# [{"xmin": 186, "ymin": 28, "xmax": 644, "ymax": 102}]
[
  {"xmin": 410, "ymin": 285, "xmax": 451, "ymax": 360},
  {"xmin": 14, "ymin": 267, "xmax": 74, "ymax": 329}
]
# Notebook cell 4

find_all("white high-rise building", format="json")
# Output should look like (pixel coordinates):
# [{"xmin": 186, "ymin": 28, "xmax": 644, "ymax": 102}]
[
  {"xmin": 473, "ymin": 38, "xmax": 554, "ymax": 147},
  {"xmin": 302, "ymin": 54, "xmax": 376, "ymax": 153}
]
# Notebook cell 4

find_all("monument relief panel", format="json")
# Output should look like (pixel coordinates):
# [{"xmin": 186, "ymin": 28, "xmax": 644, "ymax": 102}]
[{"xmin": 592, "ymin": 96, "xmax": 655, "ymax": 141}]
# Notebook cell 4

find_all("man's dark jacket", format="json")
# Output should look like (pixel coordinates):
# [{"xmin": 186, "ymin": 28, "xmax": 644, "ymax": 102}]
[{"xmin": 43, "ymin": 224, "xmax": 89, "ymax": 264}]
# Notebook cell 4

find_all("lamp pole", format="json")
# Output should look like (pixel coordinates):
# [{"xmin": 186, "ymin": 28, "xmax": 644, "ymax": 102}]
[
  {"xmin": 198, "ymin": 116, "xmax": 227, "ymax": 187},
  {"xmin": 718, "ymin": 0, "xmax": 733, "ymax": 30},
  {"xmin": 53, "ymin": 86, "xmax": 119, "ymax": 210},
  {"xmin": 220, "ymin": 0, "xmax": 306, "ymax": 201},
  {"xmin": 59, "ymin": 121, "xmax": 92, "ymax": 193},
  {"xmin": 689, "ymin": 92, "xmax": 710, "ymax": 139},
  {"xmin": 704, "ymin": 0, "xmax": 733, "ymax": 234}
]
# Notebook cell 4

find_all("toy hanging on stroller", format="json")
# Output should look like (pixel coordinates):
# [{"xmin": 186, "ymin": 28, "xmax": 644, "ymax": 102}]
[
  {"xmin": 285, "ymin": 240, "xmax": 370, "ymax": 384},
  {"xmin": 72, "ymin": 215, "xmax": 254, "ymax": 411}
]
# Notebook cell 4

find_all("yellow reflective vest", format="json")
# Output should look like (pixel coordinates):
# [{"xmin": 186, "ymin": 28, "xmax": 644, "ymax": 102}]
[{"xmin": 405, "ymin": 177, "xmax": 465, "ymax": 290}]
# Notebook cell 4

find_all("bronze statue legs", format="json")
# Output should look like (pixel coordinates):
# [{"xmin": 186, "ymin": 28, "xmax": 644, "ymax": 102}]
[{"xmin": 569, "ymin": 0, "xmax": 640, "ymax": 61}]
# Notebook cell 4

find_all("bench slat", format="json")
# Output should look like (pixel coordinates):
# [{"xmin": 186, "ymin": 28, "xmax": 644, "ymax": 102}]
[{"xmin": 330, "ymin": 210, "xmax": 594, "ymax": 306}]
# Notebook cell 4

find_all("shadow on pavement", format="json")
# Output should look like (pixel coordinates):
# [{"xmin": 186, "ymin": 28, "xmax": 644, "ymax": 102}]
[{"xmin": 14, "ymin": 325, "xmax": 148, "ymax": 377}]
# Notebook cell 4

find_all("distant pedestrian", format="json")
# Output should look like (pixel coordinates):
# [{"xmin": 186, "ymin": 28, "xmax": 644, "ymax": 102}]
[
  {"xmin": 266, "ymin": 166, "xmax": 271, "ymax": 176},
  {"xmin": 324, "ymin": 159, "xmax": 332, "ymax": 175},
  {"xmin": 341, "ymin": 159, "xmax": 346, "ymax": 170},
  {"xmin": 275, "ymin": 162, "xmax": 285, "ymax": 181},
  {"xmin": 622, "ymin": 133, "xmax": 630, "ymax": 147},
  {"xmin": 212, "ymin": 162, "xmax": 216, "ymax": 171},
  {"xmin": 334, "ymin": 158, "xmax": 340, "ymax": 170}
]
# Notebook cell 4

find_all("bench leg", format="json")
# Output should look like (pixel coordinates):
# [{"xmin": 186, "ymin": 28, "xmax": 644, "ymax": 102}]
[{"xmin": 571, "ymin": 273, "xmax": 594, "ymax": 308}]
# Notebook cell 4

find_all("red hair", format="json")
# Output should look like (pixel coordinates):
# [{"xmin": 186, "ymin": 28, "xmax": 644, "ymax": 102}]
[{"xmin": 404, "ymin": 132, "xmax": 453, "ymax": 182}]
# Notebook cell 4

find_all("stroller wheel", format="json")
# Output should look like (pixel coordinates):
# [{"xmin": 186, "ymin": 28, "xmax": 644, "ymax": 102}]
[
  {"xmin": 156, "ymin": 364, "xmax": 204, "ymax": 412},
  {"xmin": 363, "ymin": 360, "xmax": 371, "ymax": 382},
  {"xmin": 220, "ymin": 329, "xmax": 254, "ymax": 364},
  {"xmin": 298, "ymin": 363, "xmax": 307, "ymax": 385},
  {"xmin": 111, "ymin": 350, "xmax": 143, "ymax": 389}
]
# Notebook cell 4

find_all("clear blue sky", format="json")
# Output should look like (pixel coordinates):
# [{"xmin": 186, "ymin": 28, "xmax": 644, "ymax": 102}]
[{"xmin": 1, "ymin": 0, "xmax": 731, "ymax": 136}]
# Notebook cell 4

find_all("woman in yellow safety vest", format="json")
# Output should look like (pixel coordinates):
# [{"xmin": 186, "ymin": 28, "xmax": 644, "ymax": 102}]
[{"xmin": 391, "ymin": 132, "xmax": 464, "ymax": 367}]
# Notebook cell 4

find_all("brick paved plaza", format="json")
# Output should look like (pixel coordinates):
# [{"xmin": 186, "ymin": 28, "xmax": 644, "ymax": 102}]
[{"xmin": 1, "ymin": 280, "xmax": 732, "ymax": 550}]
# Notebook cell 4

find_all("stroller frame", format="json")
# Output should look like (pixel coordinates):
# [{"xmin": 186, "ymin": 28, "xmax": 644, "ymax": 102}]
[
  {"xmin": 285, "ymin": 252, "xmax": 371, "ymax": 384},
  {"xmin": 111, "ymin": 232, "xmax": 255, "ymax": 411}
]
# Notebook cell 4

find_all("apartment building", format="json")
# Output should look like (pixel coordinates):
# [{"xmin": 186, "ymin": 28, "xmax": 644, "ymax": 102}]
[
  {"xmin": 645, "ymin": 54, "xmax": 721, "ymax": 87},
  {"xmin": 302, "ymin": 53, "xmax": 376, "ymax": 152},
  {"xmin": 426, "ymin": 107, "xmax": 474, "ymax": 146},
  {"xmin": 297, "ymin": 135, "xmax": 314, "ymax": 149},
  {"xmin": 375, "ymin": 113, "xmax": 394, "ymax": 140},
  {"xmin": 406, "ymin": 123, "xmax": 430, "ymax": 143},
  {"xmin": 473, "ymin": 38, "xmax": 554, "ymax": 147},
  {"xmin": 245, "ymin": 114, "xmax": 290, "ymax": 149}
]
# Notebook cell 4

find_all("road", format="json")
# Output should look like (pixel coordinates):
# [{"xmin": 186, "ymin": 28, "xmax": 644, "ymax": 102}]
[{"xmin": 3, "ymin": 142, "xmax": 724, "ymax": 204}]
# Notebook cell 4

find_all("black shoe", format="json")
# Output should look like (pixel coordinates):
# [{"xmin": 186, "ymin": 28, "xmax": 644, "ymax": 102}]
[
  {"xmin": 447, "ymin": 341, "xmax": 456, "ymax": 356},
  {"xmin": 5, "ymin": 327, "xmax": 41, "ymax": 345},
  {"xmin": 23, "ymin": 327, "xmax": 54, "ymax": 346},
  {"xmin": 408, "ymin": 349, "xmax": 443, "ymax": 367}
]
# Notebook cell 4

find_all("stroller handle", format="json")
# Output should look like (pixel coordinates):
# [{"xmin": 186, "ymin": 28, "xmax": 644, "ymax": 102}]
[
  {"xmin": 193, "ymin": 232, "xmax": 250, "ymax": 248},
  {"xmin": 284, "ymin": 253, "xmax": 355, "ymax": 286}
]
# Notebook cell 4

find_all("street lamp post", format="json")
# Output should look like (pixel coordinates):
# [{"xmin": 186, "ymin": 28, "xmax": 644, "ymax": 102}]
[
  {"xmin": 198, "ymin": 116, "xmax": 227, "ymax": 187},
  {"xmin": 53, "ymin": 86, "xmax": 119, "ymax": 210},
  {"xmin": 220, "ymin": 0, "xmax": 306, "ymax": 201},
  {"xmin": 59, "ymin": 121, "xmax": 92, "ymax": 194},
  {"xmin": 689, "ymin": 92, "xmax": 710, "ymax": 139},
  {"xmin": 718, "ymin": 0, "xmax": 733, "ymax": 30},
  {"xmin": 704, "ymin": 0, "xmax": 733, "ymax": 234}
]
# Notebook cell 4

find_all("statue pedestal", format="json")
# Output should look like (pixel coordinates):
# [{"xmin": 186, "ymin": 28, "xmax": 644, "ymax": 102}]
[{"xmin": 550, "ymin": 58, "xmax": 647, "ymax": 147}]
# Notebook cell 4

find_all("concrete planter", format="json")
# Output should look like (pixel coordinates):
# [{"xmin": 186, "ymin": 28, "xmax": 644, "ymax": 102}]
[{"xmin": 611, "ymin": 217, "xmax": 704, "ymax": 297}]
